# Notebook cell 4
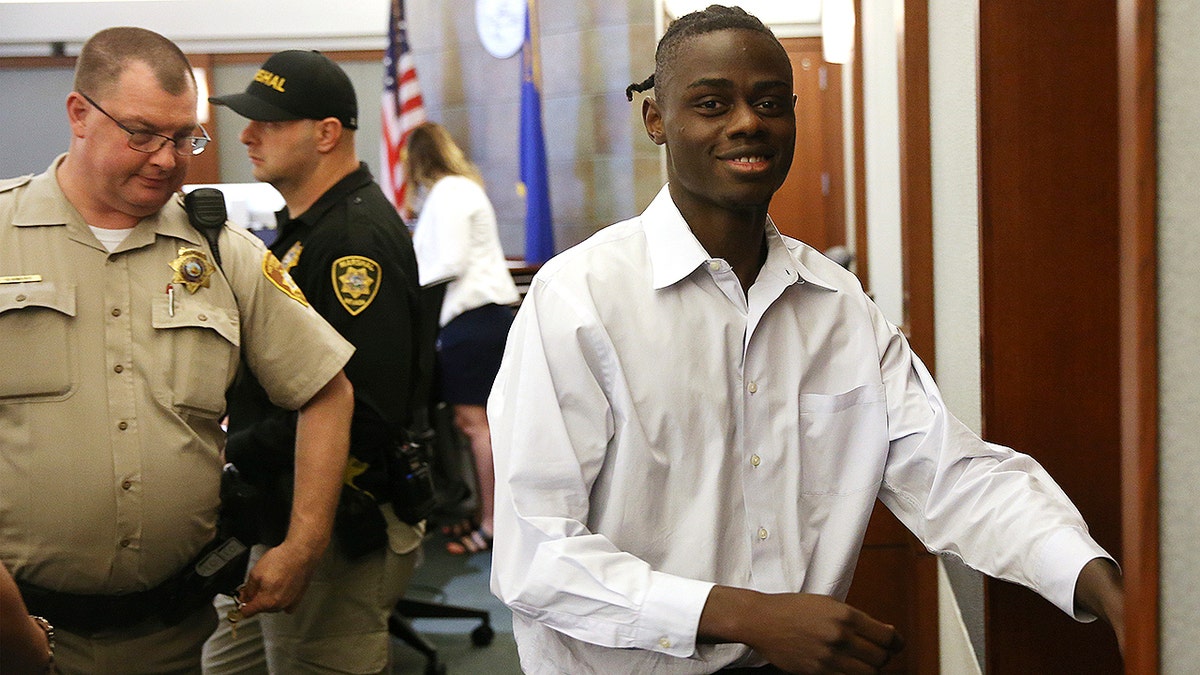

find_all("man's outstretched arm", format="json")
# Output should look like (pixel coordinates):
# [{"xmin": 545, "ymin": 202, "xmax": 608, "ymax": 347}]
[{"xmin": 1074, "ymin": 557, "xmax": 1125, "ymax": 655}]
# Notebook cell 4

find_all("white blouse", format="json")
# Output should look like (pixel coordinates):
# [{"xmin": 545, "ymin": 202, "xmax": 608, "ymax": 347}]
[{"xmin": 411, "ymin": 175, "xmax": 519, "ymax": 326}]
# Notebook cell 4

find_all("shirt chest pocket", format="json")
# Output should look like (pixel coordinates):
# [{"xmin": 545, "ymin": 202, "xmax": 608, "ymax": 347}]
[
  {"xmin": 151, "ymin": 292, "xmax": 240, "ymax": 418},
  {"xmin": 0, "ymin": 283, "xmax": 77, "ymax": 402},
  {"xmin": 797, "ymin": 384, "xmax": 888, "ymax": 495}
]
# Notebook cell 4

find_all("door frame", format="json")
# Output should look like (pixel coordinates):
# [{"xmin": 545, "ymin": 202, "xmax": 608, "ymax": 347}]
[{"xmin": 1116, "ymin": 0, "xmax": 1159, "ymax": 670}]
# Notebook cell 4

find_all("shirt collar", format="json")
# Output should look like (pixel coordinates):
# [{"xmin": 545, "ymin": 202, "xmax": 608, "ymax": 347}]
[
  {"xmin": 13, "ymin": 154, "xmax": 203, "ymax": 249},
  {"xmin": 643, "ymin": 186, "xmax": 711, "ymax": 290},
  {"xmin": 642, "ymin": 184, "xmax": 838, "ymax": 293},
  {"xmin": 276, "ymin": 162, "xmax": 374, "ymax": 234},
  {"xmin": 12, "ymin": 155, "xmax": 85, "ymax": 230}
]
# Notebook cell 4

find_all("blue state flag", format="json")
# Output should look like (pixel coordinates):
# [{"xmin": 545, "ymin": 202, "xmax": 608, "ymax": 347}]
[{"xmin": 519, "ymin": 0, "xmax": 554, "ymax": 264}]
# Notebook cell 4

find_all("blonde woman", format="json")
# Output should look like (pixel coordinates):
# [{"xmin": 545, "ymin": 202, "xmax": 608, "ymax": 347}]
[{"xmin": 405, "ymin": 122, "xmax": 520, "ymax": 554}]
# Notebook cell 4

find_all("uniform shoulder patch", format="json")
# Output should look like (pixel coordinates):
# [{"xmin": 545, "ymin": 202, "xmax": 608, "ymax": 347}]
[
  {"xmin": 262, "ymin": 251, "xmax": 309, "ymax": 306},
  {"xmin": 0, "ymin": 175, "xmax": 33, "ymax": 194},
  {"xmin": 331, "ymin": 255, "xmax": 381, "ymax": 316}
]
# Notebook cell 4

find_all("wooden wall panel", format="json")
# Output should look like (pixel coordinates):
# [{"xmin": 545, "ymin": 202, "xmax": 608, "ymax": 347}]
[{"xmin": 978, "ymin": 3, "xmax": 1124, "ymax": 672}]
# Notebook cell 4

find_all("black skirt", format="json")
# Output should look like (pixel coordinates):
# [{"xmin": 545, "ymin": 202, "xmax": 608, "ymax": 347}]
[{"xmin": 437, "ymin": 303, "xmax": 515, "ymax": 405}]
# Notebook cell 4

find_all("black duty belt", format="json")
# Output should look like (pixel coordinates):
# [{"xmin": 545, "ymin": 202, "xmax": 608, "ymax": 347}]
[
  {"xmin": 16, "ymin": 577, "xmax": 182, "ymax": 635},
  {"xmin": 15, "ymin": 536, "xmax": 249, "ymax": 635}
]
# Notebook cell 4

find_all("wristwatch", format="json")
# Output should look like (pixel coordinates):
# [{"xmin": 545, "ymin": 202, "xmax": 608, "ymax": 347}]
[{"xmin": 30, "ymin": 615, "xmax": 55, "ymax": 672}]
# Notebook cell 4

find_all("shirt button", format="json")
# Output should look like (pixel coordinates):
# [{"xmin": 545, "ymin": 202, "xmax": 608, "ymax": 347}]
[
  {"xmin": 121, "ymin": 479, "xmax": 133, "ymax": 490},
  {"xmin": 15, "ymin": 294, "xmax": 26, "ymax": 302},
  {"xmin": 708, "ymin": 260, "xmax": 721, "ymax": 271},
  {"xmin": 751, "ymin": 454, "xmax": 761, "ymax": 467},
  {"xmin": 120, "ymin": 539, "xmax": 132, "ymax": 548},
  {"xmin": 658, "ymin": 637, "xmax": 672, "ymax": 649},
  {"xmin": 758, "ymin": 527, "xmax": 769, "ymax": 540},
  {"xmin": 114, "ymin": 364, "xmax": 124, "ymax": 374},
  {"xmin": 111, "ymin": 308, "xmax": 121, "ymax": 317},
  {"xmin": 747, "ymin": 381, "xmax": 758, "ymax": 394},
  {"xmin": 197, "ymin": 313, "xmax": 208, "ymax": 322},
  {"xmin": 117, "ymin": 421, "xmax": 128, "ymax": 431}
]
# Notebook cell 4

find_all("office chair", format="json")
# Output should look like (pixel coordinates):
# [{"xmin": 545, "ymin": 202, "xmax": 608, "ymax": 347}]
[{"xmin": 389, "ymin": 597, "xmax": 494, "ymax": 675}]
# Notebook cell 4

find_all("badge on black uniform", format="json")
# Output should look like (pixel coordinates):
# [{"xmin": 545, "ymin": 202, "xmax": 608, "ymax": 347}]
[{"xmin": 332, "ymin": 256, "xmax": 381, "ymax": 316}]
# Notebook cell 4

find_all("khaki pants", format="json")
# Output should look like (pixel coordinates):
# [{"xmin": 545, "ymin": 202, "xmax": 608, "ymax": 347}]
[
  {"xmin": 55, "ymin": 604, "xmax": 218, "ymax": 675},
  {"xmin": 202, "ymin": 535, "xmax": 417, "ymax": 675}
]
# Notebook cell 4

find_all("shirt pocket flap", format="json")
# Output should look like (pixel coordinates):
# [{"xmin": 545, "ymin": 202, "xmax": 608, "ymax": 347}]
[
  {"xmin": 0, "ymin": 282, "xmax": 77, "ymax": 317},
  {"xmin": 151, "ymin": 294, "xmax": 240, "ymax": 348}
]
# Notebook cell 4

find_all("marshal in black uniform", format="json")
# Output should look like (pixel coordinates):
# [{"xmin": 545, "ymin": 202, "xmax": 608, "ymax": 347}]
[
  {"xmin": 204, "ymin": 49, "xmax": 432, "ymax": 673},
  {"xmin": 224, "ymin": 162, "xmax": 426, "ymax": 553}
]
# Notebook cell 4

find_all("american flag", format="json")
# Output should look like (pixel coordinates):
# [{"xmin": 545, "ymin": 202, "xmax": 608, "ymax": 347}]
[{"xmin": 381, "ymin": 0, "xmax": 426, "ymax": 212}]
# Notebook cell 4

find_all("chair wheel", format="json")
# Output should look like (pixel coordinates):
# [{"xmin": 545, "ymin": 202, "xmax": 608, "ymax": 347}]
[{"xmin": 471, "ymin": 623, "xmax": 495, "ymax": 647}]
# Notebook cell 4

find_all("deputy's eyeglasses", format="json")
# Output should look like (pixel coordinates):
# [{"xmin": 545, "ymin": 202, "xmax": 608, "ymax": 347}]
[{"xmin": 78, "ymin": 91, "xmax": 210, "ymax": 157}]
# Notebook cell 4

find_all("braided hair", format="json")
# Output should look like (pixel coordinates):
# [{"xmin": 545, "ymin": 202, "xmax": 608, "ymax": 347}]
[{"xmin": 625, "ymin": 4, "xmax": 781, "ymax": 101}]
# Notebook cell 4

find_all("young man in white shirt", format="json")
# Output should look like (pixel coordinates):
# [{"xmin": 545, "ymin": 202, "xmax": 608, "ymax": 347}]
[{"xmin": 488, "ymin": 5, "xmax": 1123, "ymax": 674}]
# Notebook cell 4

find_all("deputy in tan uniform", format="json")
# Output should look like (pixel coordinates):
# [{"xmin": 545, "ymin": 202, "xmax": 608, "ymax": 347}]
[{"xmin": 0, "ymin": 27, "xmax": 355, "ymax": 674}]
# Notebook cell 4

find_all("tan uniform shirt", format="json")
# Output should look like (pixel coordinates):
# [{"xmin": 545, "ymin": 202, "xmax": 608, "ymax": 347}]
[{"xmin": 0, "ymin": 157, "xmax": 354, "ymax": 595}]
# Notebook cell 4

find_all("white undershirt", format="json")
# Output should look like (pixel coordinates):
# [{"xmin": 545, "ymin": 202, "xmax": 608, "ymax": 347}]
[{"xmin": 89, "ymin": 225, "xmax": 134, "ymax": 253}]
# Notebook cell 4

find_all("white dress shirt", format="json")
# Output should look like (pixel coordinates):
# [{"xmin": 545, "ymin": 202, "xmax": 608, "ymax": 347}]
[
  {"xmin": 411, "ymin": 175, "xmax": 519, "ymax": 326},
  {"xmin": 488, "ymin": 186, "xmax": 1112, "ymax": 674}
]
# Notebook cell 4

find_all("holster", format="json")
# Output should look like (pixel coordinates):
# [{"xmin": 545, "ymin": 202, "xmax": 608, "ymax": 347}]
[
  {"xmin": 221, "ymin": 408, "xmax": 436, "ymax": 562},
  {"xmin": 386, "ymin": 429, "xmax": 437, "ymax": 526},
  {"xmin": 17, "ymin": 534, "xmax": 249, "ymax": 635}
]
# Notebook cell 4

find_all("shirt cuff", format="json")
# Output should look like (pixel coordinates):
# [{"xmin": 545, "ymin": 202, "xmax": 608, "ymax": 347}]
[
  {"xmin": 1036, "ymin": 527, "xmax": 1116, "ymax": 621},
  {"xmin": 638, "ymin": 572, "xmax": 715, "ymax": 658}
]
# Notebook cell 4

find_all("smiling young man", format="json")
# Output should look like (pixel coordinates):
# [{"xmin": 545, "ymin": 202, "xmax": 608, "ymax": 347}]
[
  {"xmin": 488, "ymin": 6, "xmax": 1123, "ymax": 674},
  {"xmin": 0, "ymin": 27, "xmax": 355, "ymax": 674}
]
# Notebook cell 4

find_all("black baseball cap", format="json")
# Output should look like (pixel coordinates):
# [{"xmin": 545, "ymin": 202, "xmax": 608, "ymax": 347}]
[{"xmin": 210, "ymin": 50, "xmax": 358, "ymax": 129}]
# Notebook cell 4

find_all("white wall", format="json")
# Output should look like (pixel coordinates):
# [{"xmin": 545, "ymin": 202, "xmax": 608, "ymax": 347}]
[
  {"xmin": 1157, "ymin": 0, "xmax": 1200, "ymax": 669},
  {"xmin": 0, "ymin": 0, "xmax": 390, "ymax": 56},
  {"xmin": 860, "ymin": 0, "xmax": 904, "ymax": 326},
  {"xmin": 927, "ymin": 0, "xmax": 985, "ymax": 671}
]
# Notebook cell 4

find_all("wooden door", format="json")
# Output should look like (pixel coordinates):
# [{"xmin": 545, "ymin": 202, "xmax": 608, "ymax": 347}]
[
  {"xmin": 771, "ymin": 38, "xmax": 845, "ymax": 253},
  {"xmin": 978, "ymin": 2, "xmax": 1124, "ymax": 672}
]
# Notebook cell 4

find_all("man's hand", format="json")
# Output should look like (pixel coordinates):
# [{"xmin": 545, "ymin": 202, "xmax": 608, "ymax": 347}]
[
  {"xmin": 236, "ymin": 541, "xmax": 322, "ymax": 616},
  {"xmin": 1075, "ymin": 557, "xmax": 1124, "ymax": 656},
  {"xmin": 699, "ymin": 586, "xmax": 903, "ymax": 675}
]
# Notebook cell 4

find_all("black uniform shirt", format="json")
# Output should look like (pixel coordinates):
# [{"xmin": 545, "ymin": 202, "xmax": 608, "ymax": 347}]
[{"xmin": 227, "ymin": 163, "xmax": 421, "ymax": 464}]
